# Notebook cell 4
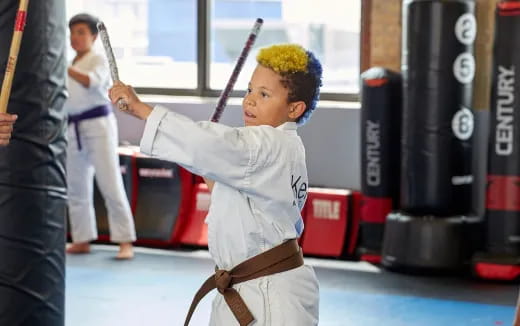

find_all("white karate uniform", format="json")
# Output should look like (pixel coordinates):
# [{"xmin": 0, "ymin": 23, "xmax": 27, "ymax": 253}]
[
  {"xmin": 65, "ymin": 50, "xmax": 136, "ymax": 243},
  {"xmin": 141, "ymin": 105, "xmax": 319, "ymax": 325}
]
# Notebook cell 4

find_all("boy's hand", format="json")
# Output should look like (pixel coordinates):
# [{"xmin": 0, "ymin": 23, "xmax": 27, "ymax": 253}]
[
  {"xmin": 109, "ymin": 81, "xmax": 153, "ymax": 120},
  {"xmin": 0, "ymin": 113, "xmax": 17, "ymax": 146}
]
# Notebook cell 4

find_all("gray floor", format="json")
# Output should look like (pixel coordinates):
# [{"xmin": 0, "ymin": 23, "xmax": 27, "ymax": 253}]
[{"xmin": 66, "ymin": 245, "xmax": 518, "ymax": 326}]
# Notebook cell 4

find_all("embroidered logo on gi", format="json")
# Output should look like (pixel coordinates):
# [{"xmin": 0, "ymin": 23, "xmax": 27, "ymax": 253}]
[{"xmin": 291, "ymin": 175, "xmax": 307, "ymax": 208}]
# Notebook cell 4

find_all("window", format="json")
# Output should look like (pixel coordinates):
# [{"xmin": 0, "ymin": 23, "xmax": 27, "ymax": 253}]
[
  {"xmin": 210, "ymin": 0, "xmax": 361, "ymax": 95},
  {"xmin": 66, "ymin": 0, "xmax": 198, "ymax": 89},
  {"xmin": 66, "ymin": 0, "xmax": 360, "ymax": 99}
]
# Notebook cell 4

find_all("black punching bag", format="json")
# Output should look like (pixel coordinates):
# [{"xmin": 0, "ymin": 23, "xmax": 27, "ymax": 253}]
[
  {"xmin": 359, "ymin": 67, "xmax": 401, "ymax": 257},
  {"xmin": 0, "ymin": 1, "xmax": 67, "ymax": 325},
  {"xmin": 485, "ymin": 1, "xmax": 520, "ymax": 257},
  {"xmin": 382, "ymin": 0, "xmax": 480, "ymax": 272},
  {"xmin": 472, "ymin": 1, "xmax": 520, "ymax": 282},
  {"xmin": 400, "ymin": 0, "xmax": 475, "ymax": 216}
]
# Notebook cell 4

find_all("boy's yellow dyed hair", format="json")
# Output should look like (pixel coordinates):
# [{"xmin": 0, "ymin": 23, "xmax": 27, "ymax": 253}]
[{"xmin": 257, "ymin": 44, "xmax": 323, "ymax": 125}]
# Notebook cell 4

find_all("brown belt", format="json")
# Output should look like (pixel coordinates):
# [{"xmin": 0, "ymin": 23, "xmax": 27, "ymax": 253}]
[{"xmin": 184, "ymin": 239, "xmax": 304, "ymax": 326}]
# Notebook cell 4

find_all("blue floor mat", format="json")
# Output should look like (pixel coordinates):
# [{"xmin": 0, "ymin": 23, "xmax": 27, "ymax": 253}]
[{"xmin": 65, "ymin": 247, "xmax": 517, "ymax": 326}]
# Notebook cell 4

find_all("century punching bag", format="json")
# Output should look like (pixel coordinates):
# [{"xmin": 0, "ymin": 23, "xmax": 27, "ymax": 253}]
[
  {"xmin": 400, "ymin": 0, "xmax": 475, "ymax": 216},
  {"xmin": 473, "ymin": 0, "xmax": 520, "ymax": 281},
  {"xmin": 0, "ymin": 1, "xmax": 67, "ymax": 325},
  {"xmin": 382, "ymin": 0, "xmax": 480, "ymax": 271},
  {"xmin": 486, "ymin": 0, "xmax": 520, "ymax": 257},
  {"xmin": 359, "ymin": 67, "xmax": 401, "ymax": 259}
]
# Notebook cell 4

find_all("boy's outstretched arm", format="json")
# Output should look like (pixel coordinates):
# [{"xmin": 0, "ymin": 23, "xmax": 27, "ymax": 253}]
[
  {"xmin": 109, "ymin": 82, "xmax": 264, "ymax": 189},
  {"xmin": 109, "ymin": 82, "xmax": 263, "ymax": 191}
]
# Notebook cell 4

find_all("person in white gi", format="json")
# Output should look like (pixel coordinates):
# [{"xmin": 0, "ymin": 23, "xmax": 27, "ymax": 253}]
[
  {"xmin": 65, "ymin": 13, "xmax": 136, "ymax": 259},
  {"xmin": 110, "ymin": 44, "xmax": 322, "ymax": 324},
  {"xmin": 0, "ymin": 113, "xmax": 17, "ymax": 146}
]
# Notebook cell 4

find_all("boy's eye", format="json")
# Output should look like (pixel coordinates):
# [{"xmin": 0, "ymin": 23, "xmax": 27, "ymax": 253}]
[
  {"xmin": 261, "ymin": 91, "xmax": 269, "ymax": 98},
  {"xmin": 246, "ymin": 88, "xmax": 252, "ymax": 94}
]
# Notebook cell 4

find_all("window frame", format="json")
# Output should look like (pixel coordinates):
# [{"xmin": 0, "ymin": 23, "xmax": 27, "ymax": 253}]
[{"xmin": 133, "ymin": 0, "xmax": 359, "ymax": 102}]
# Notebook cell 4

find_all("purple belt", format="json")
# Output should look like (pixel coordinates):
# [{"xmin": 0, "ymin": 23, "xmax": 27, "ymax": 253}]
[{"xmin": 68, "ymin": 105, "xmax": 112, "ymax": 150}]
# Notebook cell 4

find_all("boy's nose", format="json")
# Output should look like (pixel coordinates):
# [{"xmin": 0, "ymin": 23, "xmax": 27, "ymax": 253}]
[
  {"xmin": 243, "ymin": 95, "xmax": 255, "ymax": 107},
  {"xmin": 244, "ymin": 99, "xmax": 255, "ymax": 107}
]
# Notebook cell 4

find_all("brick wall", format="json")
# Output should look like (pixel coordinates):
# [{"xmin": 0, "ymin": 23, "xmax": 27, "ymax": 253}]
[
  {"xmin": 473, "ymin": 0, "xmax": 499, "ymax": 111},
  {"xmin": 360, "ymin": 0, "xmax": 402, "ymax": 73}
]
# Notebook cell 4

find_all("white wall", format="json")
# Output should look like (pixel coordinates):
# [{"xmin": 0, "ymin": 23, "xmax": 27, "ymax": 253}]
[{"xmin": 114, "ymin": 96, "xmax": 362, "ymax": 190}]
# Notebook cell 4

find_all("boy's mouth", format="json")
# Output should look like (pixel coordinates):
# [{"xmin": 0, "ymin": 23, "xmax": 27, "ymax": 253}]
[{"xmin": 244, "ymin": 110, "xmax": 256, "ymax": 118}]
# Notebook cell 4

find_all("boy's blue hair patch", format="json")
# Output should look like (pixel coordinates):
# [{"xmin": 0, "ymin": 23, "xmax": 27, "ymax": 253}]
[{"xmin": 298, "ymin": 50, "xmax": 323, "ymax": 126}]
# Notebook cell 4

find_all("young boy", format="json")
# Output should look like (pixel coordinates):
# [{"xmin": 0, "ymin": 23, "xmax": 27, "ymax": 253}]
[
  {"xmin": 0, "ymin": 113, "xmax": 17, "ymax": 146},
  {"xmin": 65, "ymin": 13, "xmax": 136, "ymax": 259},
  {"xmin": 110, "ymin": 44, "xmax": 322, "ymax": 325}
]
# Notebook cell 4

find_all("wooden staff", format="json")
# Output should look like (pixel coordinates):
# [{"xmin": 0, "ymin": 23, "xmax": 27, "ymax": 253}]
[{"xmin": 0, "ymin": 0, "xmax": 29, "ymax": 114}]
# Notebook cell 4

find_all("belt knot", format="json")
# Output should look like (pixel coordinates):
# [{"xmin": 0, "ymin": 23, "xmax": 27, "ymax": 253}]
[{"xmin": 215, "ymin": 270, "xmax": 232, "ymax": 294}]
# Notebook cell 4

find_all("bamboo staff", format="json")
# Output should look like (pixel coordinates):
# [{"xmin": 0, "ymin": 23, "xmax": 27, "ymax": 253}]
[{"xmin": 0, "ymin": 0, "xmax": 29, "ymax": 114}]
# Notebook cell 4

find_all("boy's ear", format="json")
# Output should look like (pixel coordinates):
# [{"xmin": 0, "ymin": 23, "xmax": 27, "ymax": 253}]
[{"xmin": 288, "ymin": 101, "xmax": 306, "ymax": 120}]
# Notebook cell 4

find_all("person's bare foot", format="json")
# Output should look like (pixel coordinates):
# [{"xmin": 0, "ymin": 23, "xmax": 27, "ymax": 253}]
[
  {"xmin": 116, "ymin": 242, "xmax": 134, "ymax": 260},
  {"xmin": 66, "ymin": 242, "xmax": 91, "ymax": 254}
]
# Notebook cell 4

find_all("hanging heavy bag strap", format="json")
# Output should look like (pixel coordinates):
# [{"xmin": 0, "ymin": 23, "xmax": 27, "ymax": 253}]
[{"xmin": 184, "ymin": 239, "xmax": 304, "ymax": 326}]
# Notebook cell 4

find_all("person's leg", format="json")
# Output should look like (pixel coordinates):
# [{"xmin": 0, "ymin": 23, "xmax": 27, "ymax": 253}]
[
  {"xmin": 67, "ymin": 126, "xmax": 96, "ymax": 253},
  {"xmin": 89, "ymin": 115, "xmax": 136, "ymax": 259}
]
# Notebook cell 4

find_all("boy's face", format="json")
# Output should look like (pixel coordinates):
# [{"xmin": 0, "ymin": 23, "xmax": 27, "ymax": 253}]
[
  {"xmin": 70, "ymin": 23, "xmax": 96, "ymax": 54},
  {"xmin": 243, "ymin": 65, "xmax": 292, "ymax": 127}
]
